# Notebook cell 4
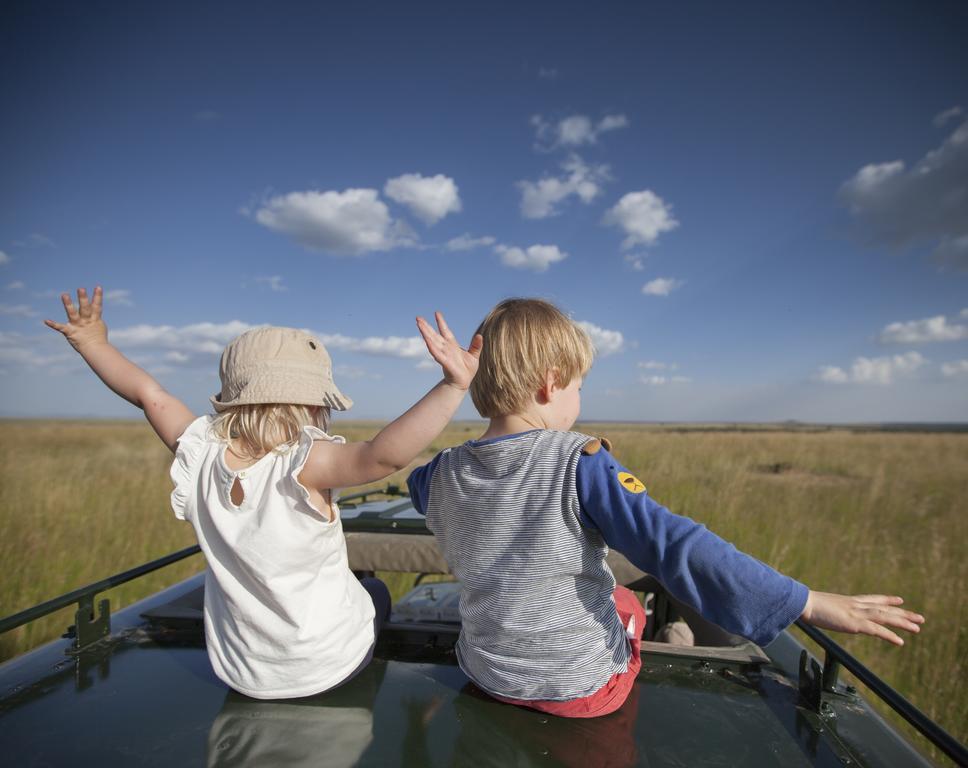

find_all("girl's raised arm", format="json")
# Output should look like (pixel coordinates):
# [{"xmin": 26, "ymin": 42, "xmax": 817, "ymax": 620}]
[
  {"xmin": 45, "ymin": 286, "xmax": 196, "ymax": 452},
  {"xmin": 298, "ymin": 312, "xmax": 483, "ymax": 490}
]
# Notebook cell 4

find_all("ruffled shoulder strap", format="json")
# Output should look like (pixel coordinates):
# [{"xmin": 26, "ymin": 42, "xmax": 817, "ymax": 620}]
[
  {"xmin": 169, "ymin": 415, "xmax": 214, "ymax": 521},
  {"xmin": 289, "ymin": 425, "xmax": 346, "ymax": 515}
]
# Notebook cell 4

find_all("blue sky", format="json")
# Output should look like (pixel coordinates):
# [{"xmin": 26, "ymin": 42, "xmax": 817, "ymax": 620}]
[{"xmin": 1, "ymin": 1, "xmax": 967, "ymax": 422}]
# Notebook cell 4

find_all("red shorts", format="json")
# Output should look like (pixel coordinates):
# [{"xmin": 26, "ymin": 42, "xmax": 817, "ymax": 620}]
[{"xmin": 489, "ymin": 585, "xmax": 646, "ymax": 719}]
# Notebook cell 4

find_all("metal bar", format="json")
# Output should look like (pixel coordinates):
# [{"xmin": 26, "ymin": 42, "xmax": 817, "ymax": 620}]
[
  {"xmin": 342, "ymin": 519, "xmax": 431, "ymax": 535},
  {"xmin": 794, "ymin": 619, "xmax": 968, "ymax": 765},
  {"xmin": 0, "ymin": 485, "xmax": 409, "ymax": 637},
  {"xmin": 0, "ymin": 545, "xmax": 201, "ymax": 636}
]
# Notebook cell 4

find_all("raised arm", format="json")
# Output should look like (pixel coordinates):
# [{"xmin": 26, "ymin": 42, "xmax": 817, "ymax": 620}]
[
  {"xmin": 45, "ymin": 286, "xmax": 196, "ymax": 452},
  {"xmin": 575, "ymin": 448, "xmax": 924, "ymax": 647},
  {"xmin": 298, "ymin": 312, "xmax": 483, "ymax": 490}
]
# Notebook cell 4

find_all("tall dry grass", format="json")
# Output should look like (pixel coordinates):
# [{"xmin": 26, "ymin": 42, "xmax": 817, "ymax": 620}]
[{"xmin": 0, "ymin": 419, "xmax": 964, "ymax": 761}]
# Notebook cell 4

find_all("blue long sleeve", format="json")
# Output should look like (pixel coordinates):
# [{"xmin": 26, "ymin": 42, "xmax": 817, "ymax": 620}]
[{"xmin": 576, "ymin": 448, "xmax": 808, "ymax": 647}]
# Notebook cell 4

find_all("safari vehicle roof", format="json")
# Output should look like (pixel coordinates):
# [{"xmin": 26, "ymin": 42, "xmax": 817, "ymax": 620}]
[{"xmin": 0, "ymin": 492, "xmax": 959, "ymax": 767}]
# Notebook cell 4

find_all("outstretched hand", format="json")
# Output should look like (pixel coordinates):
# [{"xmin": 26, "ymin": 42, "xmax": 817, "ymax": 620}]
[
  {"xmin": 44, "ymin": 286, "xmax": 108, "ymax": 352},
  {"xmin": 800, "ymin": 591, "xmax": 924, "ymax": 646},
  {"xmin": 416, "ymin": 312, "xmax": 483, "ymax": 391}
]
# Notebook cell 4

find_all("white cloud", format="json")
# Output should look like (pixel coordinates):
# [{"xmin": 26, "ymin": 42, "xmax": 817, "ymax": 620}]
[
  {"xmin": 518, "ymin": 154, "xmax": 609, "ymax": 219},
  {"xmin": 384, "ymin": 173, "xmax": 462, "ymax": 225},
  {"xmin": 642, "ymin": 277, "xmax": 683, "ymax": 296},
  {"xmin": 933, "ymin": 106, "xmax": 963, "ymax": 128},
  {"xmin": 105, "ymin": 320, "xmax": 436, "ymax": 365},
  {"xmin": 111, "ymin": 321, "xmax": 256, "ymax": 355},
  {"xmin": 575, "ymin": 321, "xmax": 624, "ymax": 356},
  {"xmin": 0, "ymin": 331, "xmax": 73, "ymax": 368},
  {"xmin": 0, "ymin": 303, "xmax": 37, "ymax": 317},
  {"xmin": 253, "ymin": 188, "xmax": 414, "ymax": 256},
  {"xmin": 879, "ymin": 313, "xmax": 968, "ymax": 343},
  {"xmin": 319, "ymin": 333, "xmax": 428, "ymax": 359},
  {"xmin": 640, "ymin": 375, "xmax": 691, "ymax": 386},
  {"xmin": 839, "ymin": 118, "xmax": 968, "ymax": 269},
  {"xmin": 446, "ymin": 233, "xmax": 496, "ymax": 251},
  {"xmin": 253, "ymin": 275, "xmax": 287, "ymax": 292},
  {"xmin": 494, "ymin": 243, "xmax": 567, "ymax": 272},
  {"xmin": 531, "ymin": 113, "xmax": 629, "ymax": 150},
  {"xmin": 624, "ymin": 253, "xmax": 645, "ymax": 271},
  {"xmin": 0, "ymin": 251, "xmax": 9, "ymax": 265},
  {"xmin": 12, "ymin": 233, "xmax": 56, "ymax": 249},
  {"xmin": 941, "ymin": 359, "xmax": 968, "ymax": 377},
  {"xmin": 638, "ymin": 360, "xmax": 678, "ymax": 371},
  {"xmin": 815, "ymin": 351, "xmax": 927, "ymax": 385},
  {"xmin": 334, "ymin": 364, "xmax": 369, "ymax": 379},
  {"xmin": 6, "ymin": 281, "xmax": 24, "ymax": 290},
  {"xmin": 603, "ymin": 190, "xmax": 679, "ymax": 249},
  {"xmin": 817, "ymin": 366, "xmax": 850, "ymax": 384},
  {"xmin": 194, "ymin": 109, "xmax": 220, "ymax": 123},
  {"xmin": 538, "ymin": 67, "xmax": 558, "ymax": 80},
  {"xmin": 934, "ymin": 235, "xmax": 968, "ymax": 267},
  {"xmin": 104, "ymin": 289, "xmax": 133, "ymax": 307}
]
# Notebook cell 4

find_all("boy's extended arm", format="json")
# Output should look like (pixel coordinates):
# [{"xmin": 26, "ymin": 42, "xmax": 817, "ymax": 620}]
[
  {"xmin": 299, "ymin": 312, "xmax": 483, "ymax": 490},
  {"xmin": 45, "ymin": 287, "xmax": 196, "ymax": 452},
  {"xmin": 576, "ymin": 448, "xmax": 923, "ymax": 647}
]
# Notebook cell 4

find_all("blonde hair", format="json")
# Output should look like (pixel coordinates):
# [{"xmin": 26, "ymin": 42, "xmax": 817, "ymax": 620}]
[
  {"xmin": 470, "ymin": 298, "xmax": 594, "ymax": 418},
  {"xmin": 210, "ymin": 403, "xmax": 330, "ymax": 460}
]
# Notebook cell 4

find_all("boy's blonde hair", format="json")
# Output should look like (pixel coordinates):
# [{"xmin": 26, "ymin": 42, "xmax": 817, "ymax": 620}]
[
  {"xmin": 470, "ymin": 298, "xmax": 594, "ymax": 418},
  {"xmin": 210, "ymin": 403, "xmax": 330, "ymax": 459}
]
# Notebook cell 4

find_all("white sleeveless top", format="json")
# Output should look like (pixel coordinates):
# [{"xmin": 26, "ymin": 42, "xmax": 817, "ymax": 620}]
[{"xmin": 170, "ymin": 415, "xmax": 376, "ymax": 699}]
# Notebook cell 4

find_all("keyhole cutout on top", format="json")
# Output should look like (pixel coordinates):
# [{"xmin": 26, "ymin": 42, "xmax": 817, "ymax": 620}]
[{"xmin": 230, "ymin": 477, "xmax": 245, "ymax": 506}]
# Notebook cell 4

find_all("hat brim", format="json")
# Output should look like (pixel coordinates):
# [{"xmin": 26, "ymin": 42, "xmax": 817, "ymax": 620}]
[{"xmin": 211, "ymin": 368, "xmax": 353, "ymax": 412}]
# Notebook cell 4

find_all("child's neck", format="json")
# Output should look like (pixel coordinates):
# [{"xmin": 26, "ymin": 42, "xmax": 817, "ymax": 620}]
[{"xmin": 480, "ymin": 413, "xmax": 547, "ymax": 440}]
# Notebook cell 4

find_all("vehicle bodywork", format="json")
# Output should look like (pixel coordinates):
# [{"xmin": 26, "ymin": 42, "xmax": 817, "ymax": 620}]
[{"xmin": 0, "ymin": 492, "xmax": 959, "ymax": 767}]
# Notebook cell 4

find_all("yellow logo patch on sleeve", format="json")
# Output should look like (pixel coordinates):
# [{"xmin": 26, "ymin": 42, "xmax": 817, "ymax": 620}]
[{"xmin": 617, "ymin": 471, "xmax": 646, "ymax": 494}]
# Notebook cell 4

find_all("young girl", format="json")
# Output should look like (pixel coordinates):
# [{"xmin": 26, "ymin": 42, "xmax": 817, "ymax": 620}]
[{"xmin": 46, "ymin": 285, "xmax": 482, "ymax": 699}]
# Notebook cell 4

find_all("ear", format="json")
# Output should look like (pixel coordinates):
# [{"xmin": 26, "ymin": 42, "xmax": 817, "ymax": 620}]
[{"xmin": 536, "ymin": 368, "xmax": 561, "ymax": 404}]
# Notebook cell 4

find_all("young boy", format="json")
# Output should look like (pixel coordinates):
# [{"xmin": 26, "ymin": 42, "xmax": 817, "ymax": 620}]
[{"xmin": 407, "ymin": 298, "xmax": 923, "ymax": 719}]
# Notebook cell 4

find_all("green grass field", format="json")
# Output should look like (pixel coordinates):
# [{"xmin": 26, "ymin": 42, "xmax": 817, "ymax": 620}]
[{"xmin": 1, "ymin": 419, "xmax": 964, "ymax": 762}]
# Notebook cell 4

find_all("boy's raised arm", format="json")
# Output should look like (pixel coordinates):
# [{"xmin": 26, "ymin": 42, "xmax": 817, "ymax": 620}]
[
  {"xmin": 45, "ymin": 286, "xmax": 196, "ymax": 452},
  {"xmin": 299, "ymin": 312, "xmax": 483, "ymax": 490},
  {"xmin": 575, "ymin": 447, "xmax": 924, "ymax": 647}
]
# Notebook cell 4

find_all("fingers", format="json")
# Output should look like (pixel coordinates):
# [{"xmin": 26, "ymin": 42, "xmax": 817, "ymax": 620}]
[
  {"xmin": 416, "ymin": 315, "xmax": 433, "ymax": 340},
  {"xmin": 416, "ymin": 316, "xmax": 448, "ymax": 364},
  {"xmin": 61, "ymin": 287, "xmax": 101, "ymax": 322},
  {"xmin": 467, "ymin": 333, "xmax": 484, "ymax": 358},
  {"xmin": 868, "ymin": 605, "xmax": 924, "ymax": 633},
  {"xmin": 77, "ymin": 287, "xmax": 91, "ymax": 318},
  {"xmin": 61, "ymin": 292, "xmax": 79, "ymax": 322},
  {"xmin": 862, "ymin": 621, "xmax": 905, "ymax": 647},
  {"xmin": 435, "ymin": 311, "xmax": 456, "ymax": 341},
  {"xmin": 44, "ymin": 318, "xmax": 67, "ymax": 333},
  {"xmin": 854, "ymin": 594, "xmax": 904, "ymax": 606}
]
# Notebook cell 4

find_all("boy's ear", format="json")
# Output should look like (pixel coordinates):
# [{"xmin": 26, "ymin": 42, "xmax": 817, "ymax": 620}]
[{"xmin": 537, "ymin": 368, "xmax": 560, "ymax": 404}]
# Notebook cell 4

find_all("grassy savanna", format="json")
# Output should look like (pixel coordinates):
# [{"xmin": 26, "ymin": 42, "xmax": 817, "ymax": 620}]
[{"xmin": 1, "ymin": 419, "xmax": 964, "ymax": 761}]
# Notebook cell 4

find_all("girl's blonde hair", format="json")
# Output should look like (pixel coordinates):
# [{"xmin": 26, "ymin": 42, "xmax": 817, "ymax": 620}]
[
  {"xmin": 470, "ymin": 298, "xmax": 594, "ymax": 418},
  {"xmin": 210, "ymin": 403, "xmax": 330, "ymax": 459}
]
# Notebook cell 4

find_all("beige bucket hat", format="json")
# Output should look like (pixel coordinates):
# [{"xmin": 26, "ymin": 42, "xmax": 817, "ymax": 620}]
[{"xmin": 211, "ymin": 326, "xmax": 353, "ymax": 412}]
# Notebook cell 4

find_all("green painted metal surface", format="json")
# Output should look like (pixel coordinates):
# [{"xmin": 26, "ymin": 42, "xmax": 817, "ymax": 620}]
[
  {"xmin": 0, "ymin": 573, "xmax": 936, "ymax": 767},
  {"xmin": 0, "ymin": 495, "xmax": 947, "ymax": 766}
]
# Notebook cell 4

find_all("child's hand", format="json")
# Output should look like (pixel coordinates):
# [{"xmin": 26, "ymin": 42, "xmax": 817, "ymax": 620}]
[
  {"xmin": 44, "ymin": 286, "xmax": 109, "ymax": 352},
  {"xmin": 800, "ymin": 591, "xmax": 925, "ymax": 646},
  {"xmin": 416, "ymin": 311, "xmax": 483, "ymax": 391}
]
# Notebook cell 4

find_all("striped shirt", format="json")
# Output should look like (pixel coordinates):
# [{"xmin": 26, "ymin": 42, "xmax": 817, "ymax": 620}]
[{"xmin": 410, "ymin": 430, "xmax": 630, "ymax": 701}]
